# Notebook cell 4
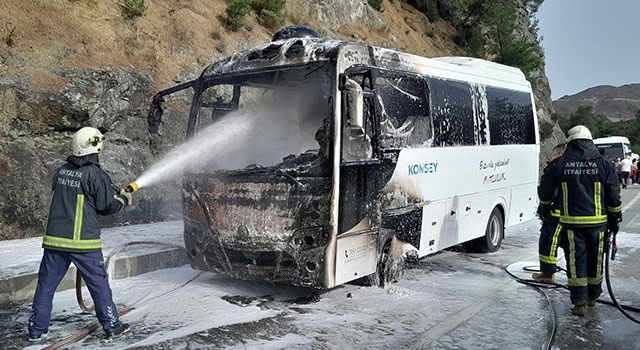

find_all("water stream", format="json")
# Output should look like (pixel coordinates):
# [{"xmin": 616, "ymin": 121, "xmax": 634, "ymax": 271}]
[{"xmin": 133, "ymin": 111, "xmax": 254, "ymax": 189}]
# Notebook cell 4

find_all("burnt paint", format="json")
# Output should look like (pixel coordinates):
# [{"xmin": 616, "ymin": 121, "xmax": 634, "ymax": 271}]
[{"xmin": 182, "ymin": 162, "xmax": 333, "ymax": 288}]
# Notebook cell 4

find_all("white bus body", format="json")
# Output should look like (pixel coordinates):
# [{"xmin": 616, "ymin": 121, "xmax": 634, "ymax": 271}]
[
  {"xmin": 593, "ymin": 136, "xmax": 632, "ymax": 159},
  {"xmin": 147, "ymin": 29, "xmax": 540, "ymax": 288}
]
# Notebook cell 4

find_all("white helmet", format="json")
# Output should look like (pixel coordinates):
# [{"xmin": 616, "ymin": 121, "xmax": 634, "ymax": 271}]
[
  {"xmin": 566, "ymin": 125, "xmax": 592, "ymax": 142},
  {"xmin": 72, "ymin": 127, "xmax": 104, "ymax": 156}
]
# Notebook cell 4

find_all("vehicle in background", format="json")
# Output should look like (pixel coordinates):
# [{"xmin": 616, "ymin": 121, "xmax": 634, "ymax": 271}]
[
  {"xmin": 145, "ymin": 26, "xmax": 539, "ymax": 288},
  {"xmin": 594, "ymin": 136, "xmax": 632, "ymax": 159}
]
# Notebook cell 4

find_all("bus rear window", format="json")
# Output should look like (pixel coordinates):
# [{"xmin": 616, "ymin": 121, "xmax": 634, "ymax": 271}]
[{"xmin": 486, "ymin": 88, "xmax": 536, "ymax": 145}]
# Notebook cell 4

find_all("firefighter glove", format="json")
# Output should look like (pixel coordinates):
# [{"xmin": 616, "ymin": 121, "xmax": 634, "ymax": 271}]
[
  {"xmin": 120, "ymin": 192, "xmax": 132, "ymax": 206},
  {"xmin": 536, "ymin": 203, "xmax": 552, "ymax": 221},
  {"xmin": 607, "ymin": 214, "xmax": 622, "ymax": 234},
  {"xmin": 607, "ymin": 221, "xmax": 619, "ymax": 235}
]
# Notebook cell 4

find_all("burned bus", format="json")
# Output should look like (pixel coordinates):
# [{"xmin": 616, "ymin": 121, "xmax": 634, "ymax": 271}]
[{"xmin": 146, "ymin": 27, "xmax": 539, "ymax": 288}]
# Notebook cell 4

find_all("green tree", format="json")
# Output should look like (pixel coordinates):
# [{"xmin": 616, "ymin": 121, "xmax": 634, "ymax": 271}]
[
  {"xmin": 226, "ymin": 0, "xmax": 286, "ymax": 31},
  {"xmin": 405, "ymin": 0, "xmax": 545, "ymax": 85},
  {"xmin": 554, "ymin": 107, "xmax": 640, "ymax": 149},
  {"xmin": 480, "ymin": 0, "xmax": 544, "ymax": 82},
  {"xmin": 254, "ymin": 0, "xmax": 286, "ymax": 29},
  {"xmin": 226, "ymin": 0, "xmax": 251, "ymax": 30},
  {"xmin": 622, "ymin": 109, "xmax": 640, "ymax": 149},
  {"xmin": 121, "ymin": 0, "xmax": 146, "ymax": 17},
  {"xmin": 368, "ymin": 0, "xmax": 384, "ymax": 11}
]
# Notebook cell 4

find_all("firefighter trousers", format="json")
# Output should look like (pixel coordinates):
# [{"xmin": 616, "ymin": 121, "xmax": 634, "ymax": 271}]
[
  {"xmin": 28, "ymin": 249, "xmax": 121, "ymax": 336},
  {"xmin": 538, "ymin": 220, "xmax": 565, "ymax": 275},
  {"xmin": 563, "ymin": 225, "xmax": 607, "ymax": 305}
]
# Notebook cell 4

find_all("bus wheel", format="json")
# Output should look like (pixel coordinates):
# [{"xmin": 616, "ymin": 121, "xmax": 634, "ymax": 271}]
[
  {"xmin": 474, "ymin": 207, "xmax": 503, "ymax": 253},
  {"xmin": 380, "ymin": 236, "xmax": 417, "ymax": 286},
  {"xmin": 358, "ymin": 269, "xmax": 381, "ymax": 287},
  {"xmin": 354, "ymin": 238, "xmax": 392, "ymax": 287},
  {"xmin": 354, "ymin": 239, "xmax": 389, "ymax": 287}
]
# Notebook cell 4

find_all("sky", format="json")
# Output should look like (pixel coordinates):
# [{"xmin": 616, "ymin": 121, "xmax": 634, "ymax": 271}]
[{"xmin": 536, "ymin": 0, "xmax": 640, "ymax": 100}]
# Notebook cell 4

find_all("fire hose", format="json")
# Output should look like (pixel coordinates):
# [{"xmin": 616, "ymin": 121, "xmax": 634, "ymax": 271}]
[
  {"xmin": 42, "ymin": 240, "xmax": 190, "ymax": 350},
  {"xmin": 604, "ymin": 231, "xmax": 640, "ymax": 324},
  {"xmin": 75, "ymin": 240, "xmax": 185, "ymax": 312},
  {"xmin": 505, "ymin": 230, "xmax": 640, "ymax": 350}
]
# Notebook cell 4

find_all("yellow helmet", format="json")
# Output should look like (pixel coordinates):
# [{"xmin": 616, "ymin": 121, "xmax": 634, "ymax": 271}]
[{"xmin": 72, "ymin": 127, "xmax": 104, "ymax": 156}]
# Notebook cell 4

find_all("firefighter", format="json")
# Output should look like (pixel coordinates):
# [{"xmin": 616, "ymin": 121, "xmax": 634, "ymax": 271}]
[
  {"xmin": 533, "ymin": 143, "xmax": 566, "ymax": 283},
  {"xmin": 538, "ymin": 125, "xmax": 622, "ymax": 316},
  {"xmin": 28, "ymin": 127, "xmax": 133, "ymax": 341}
]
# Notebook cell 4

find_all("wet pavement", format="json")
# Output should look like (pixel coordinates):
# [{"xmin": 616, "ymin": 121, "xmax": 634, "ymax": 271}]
[{"xmin": 1, "ymin": 188, "xmax": 640, "ymax": 349}]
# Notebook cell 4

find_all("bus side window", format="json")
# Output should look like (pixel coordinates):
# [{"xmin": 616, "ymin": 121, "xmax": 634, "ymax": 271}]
[
  {"xmin": 429, "ymin": 78, "xmax": 475, "ymax": 147},
  {"xmin": 375, "ymin": 72, "xmax": 431, "ymax": 149},
  {"xmin": 341, "ymin": 76, "xmax": 374, "ymax": 162},
  {"xmin": 486, "ymin": 87, "xmax": 536, "ymax": 145}
]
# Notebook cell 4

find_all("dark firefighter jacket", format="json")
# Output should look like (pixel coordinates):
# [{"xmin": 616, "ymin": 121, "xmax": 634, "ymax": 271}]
[
  {"xmin": 538, "ymin": 139, "xmax": 622, "ymax": 227},
  {"xmin": 43, "ymin": 154, "xmax": 129, "ymax": 252}
]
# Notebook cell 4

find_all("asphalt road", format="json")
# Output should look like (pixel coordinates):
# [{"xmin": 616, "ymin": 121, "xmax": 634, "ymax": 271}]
[{"xmin": 3, "ymin": 187, "xmax": 640, "ymax": 350}]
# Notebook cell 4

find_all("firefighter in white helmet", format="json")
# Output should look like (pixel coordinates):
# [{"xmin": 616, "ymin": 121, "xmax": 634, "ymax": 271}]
[
  {"xmin": 28, "ymin": 127, "xmax": 132, "ymax": 341},
  {"xmin": 538, "ymin": 125, "xmax": 622, "ymax": 316}
]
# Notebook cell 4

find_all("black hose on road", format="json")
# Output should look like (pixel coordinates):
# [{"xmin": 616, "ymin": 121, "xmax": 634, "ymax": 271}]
[
  {"xmin": 60, "ymin": 241, "xmax": 195, "ymax": 349},
  {"xmin": 604, "ymin": 235, "xmax": 640, "ymax": 324},
  {"xmin": 76, "ymin": 240, "xmax": 186, "ymax": 312},
  {"xmin": 502, "ymin": 266, "xmax": 557, "ymax": 350},
  {"xmin": 504, "ymin": 236, "xmax": 640, "ymax": 350}
]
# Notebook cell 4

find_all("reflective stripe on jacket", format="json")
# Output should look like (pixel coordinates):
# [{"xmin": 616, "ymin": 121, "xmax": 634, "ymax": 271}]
[
  {"xmin": 538, "ymin": 140, "xmax": 622, "ymax": 228},
  {"xmin": 43, "ymin": 155, "xmax": 128, "ymax": 252}
]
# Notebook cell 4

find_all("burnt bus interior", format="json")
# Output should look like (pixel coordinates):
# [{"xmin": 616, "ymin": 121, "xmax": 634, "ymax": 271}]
[{"xmin": 169, "ymin": 62, "xmax": 337, "ymax": 287}]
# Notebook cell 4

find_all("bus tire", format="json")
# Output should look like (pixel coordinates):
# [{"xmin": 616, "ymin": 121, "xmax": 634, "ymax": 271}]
[
  {"xmin": 474, "ymin": 207, "xmax": 503, "ymax": 253},
  {"xmin": 357, "ymin": 270, "xmax": 381, "ymax": 287},
  {"xmin": 354, "ymin": 237, "xmax": 392, "ymax": 287}
]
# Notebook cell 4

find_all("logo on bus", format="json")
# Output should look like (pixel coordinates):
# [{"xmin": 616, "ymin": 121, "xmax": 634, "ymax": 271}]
[{"xmin": 408, "ymin": 162, "xmax": 438, "ymax": 175}]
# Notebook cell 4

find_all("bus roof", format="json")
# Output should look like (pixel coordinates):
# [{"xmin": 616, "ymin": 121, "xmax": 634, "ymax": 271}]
[
  {"xmin": 381, "ymin": 52, "xmax": 529, "ymax": 92},
  {"xmin": 201, "ymin": 37, "xmax": 532, "ymax": 92},
  {"xmin": 593, "ymin": 136, "xmax": 631, "ymax": 144}
]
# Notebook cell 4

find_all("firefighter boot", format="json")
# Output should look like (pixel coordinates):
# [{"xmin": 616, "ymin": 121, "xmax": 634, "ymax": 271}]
[
  {"xmin": 531, "ymin": 272, "xmax": 555, "ymax": 283},
  {"xmin": 571, "ymin": 304, "xmax": 587, "ymax": 317}
]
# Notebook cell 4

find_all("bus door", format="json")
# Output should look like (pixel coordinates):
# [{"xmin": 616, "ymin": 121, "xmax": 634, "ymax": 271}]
[
  {"xmin": 335, "ymin": 66, "xmax": 436, "ymax": 283},
  {"xmin": 334, "ymin": 68, "xmax": 382, "ymax": 284}
]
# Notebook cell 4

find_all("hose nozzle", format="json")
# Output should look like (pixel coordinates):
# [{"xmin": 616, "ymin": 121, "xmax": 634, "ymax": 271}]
[{"xmin": 123, "ymin": 182, "xmax": 139, "ymax": 193}]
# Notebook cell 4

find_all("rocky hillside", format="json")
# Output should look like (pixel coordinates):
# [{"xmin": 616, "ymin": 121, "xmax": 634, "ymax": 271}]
[
  {"xmin": 0, "ymin": 0, "xmax": 559, "ymax": 240},
  {"xmin": 553, "ymin": 84, "xmax": 640, "ymax": 121},
  {"xmin": 553, "ymin": 84, "xmax": 640, "ymax": 120}
]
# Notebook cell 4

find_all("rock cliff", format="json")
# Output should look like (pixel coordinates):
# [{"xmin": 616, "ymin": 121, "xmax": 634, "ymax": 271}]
[{"xmin": 0, "ymin": 0, "xmax": 558, "ymax": 239}]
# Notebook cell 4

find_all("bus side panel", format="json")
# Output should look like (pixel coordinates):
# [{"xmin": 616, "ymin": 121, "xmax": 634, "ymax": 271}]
[
  {"xmin": 385, "ymin": 144, "xmax": 538, "ymax": 251},
  {"xmin": 386, "ymin": 145, "xmax": 538, "ymax": 207},
  {"xmin": 454, "ymin": 190, "xmax": 509, "ymax": 245},
  {"xmin": 507, "ymin": 183, "xmax": 537, "ymax": 227},
  {"xmin": 418, "ymin": 190, "xmax": 507, "ymax": 256},
  {"xmin": 334, "ymin": 231, "xmax": 378, "ymax": 285},
  {"xmin": 418, "ymin": 201, "xmax": 449, "ymax": 256}
]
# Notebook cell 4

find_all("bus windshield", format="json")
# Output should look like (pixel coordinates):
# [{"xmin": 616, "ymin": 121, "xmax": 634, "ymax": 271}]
[
  {"xmin": 594, "ymin": 137, "xmax": 631, "ymax": 159},
  {"xmin": 596, "ymin": 143, "xmax": 625, "ymax": 159},
  {"xmin": 194, "ymin": 63, "xmax": 333, "ymax": 171}
]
